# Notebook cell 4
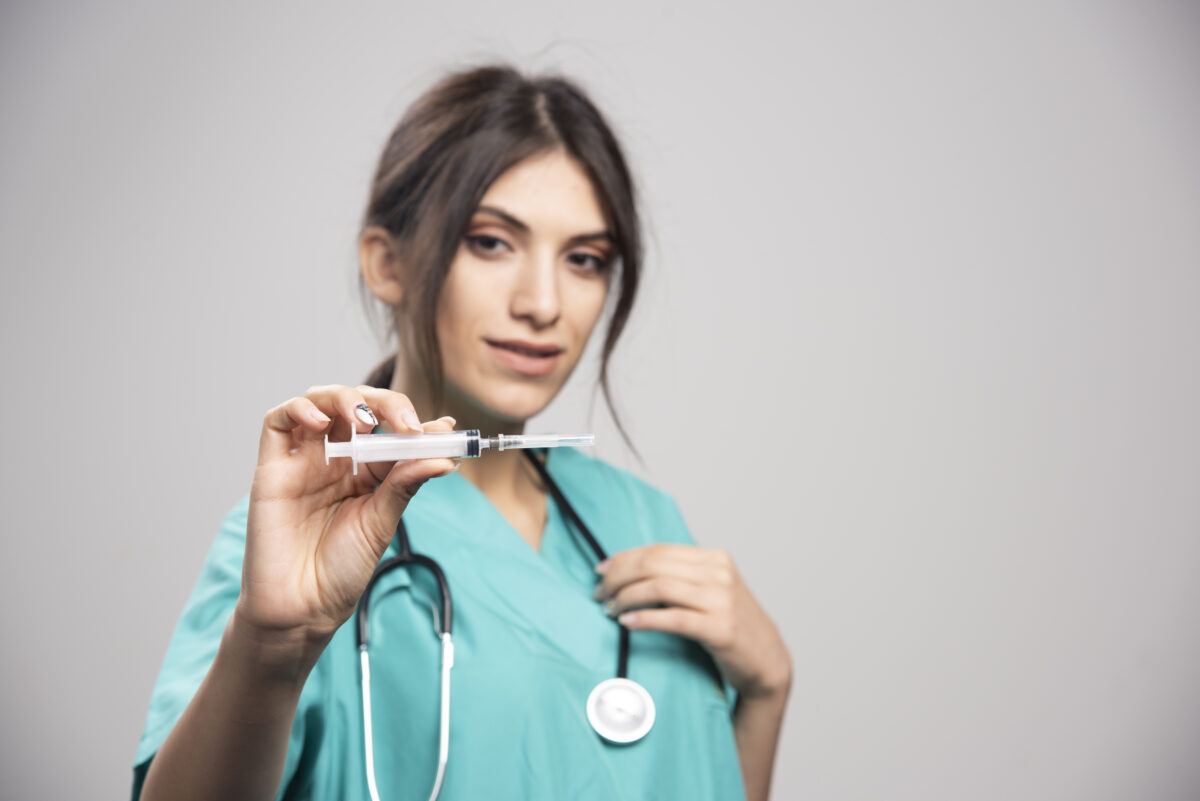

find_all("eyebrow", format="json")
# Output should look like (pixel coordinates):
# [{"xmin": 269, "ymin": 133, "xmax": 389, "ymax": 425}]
[{"xmin": 474, "ymin": 205, "xmax": 615, "ymax": 247}]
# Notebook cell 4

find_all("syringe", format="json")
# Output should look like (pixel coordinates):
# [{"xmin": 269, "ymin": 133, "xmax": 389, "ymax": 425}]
[{"xmin": 325, "ymin": 428, "xmax": 595, "ymax": 475}]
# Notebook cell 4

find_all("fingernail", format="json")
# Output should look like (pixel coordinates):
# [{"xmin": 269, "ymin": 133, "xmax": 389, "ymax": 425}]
[
  {"xmin": 617, "ymin": 612, "xmax": 637, "ymax": 626},
  {"xmin": 592, "ymin": 583, "xmax": 607, "ymax": 601},
  {"xmin": 403, "ymin": 409, "xmax": 422, "ymax": 431},
  {"xmin": 449, "ymin": 460, "xmax": 461, "ymax": 473},
  {"xmin": 439, "ymin": 416, "xmax": 457, "ymax": 426},
  {"xmin": 603, "ymin": 599, "xmax": 617, "ymax": 618},
  {"xmin": 595, "ymin": 559, "xmax": 610, "ymax": 574},
  {"xmin": 355, "ymin": 404, "xmax": 378, "ymax": 426},
  {"xmin": 311, "ymin": 409, "xmax": 332, "ymax": 423}
]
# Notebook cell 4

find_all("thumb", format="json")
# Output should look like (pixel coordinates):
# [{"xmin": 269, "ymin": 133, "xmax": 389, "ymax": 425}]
[{"xmin": 366, "ymin": 455, "xmax": 458, "ymax": 547}]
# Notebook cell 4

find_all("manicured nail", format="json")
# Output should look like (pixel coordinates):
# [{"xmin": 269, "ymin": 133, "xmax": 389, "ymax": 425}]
[
  {"xmin": 603, "ymin": 599, "xmax": 617, "ymax": 618},
  {"xmin": 355, "ymin": 404, "xmax": 378, "ymax": 426},
  {"xmin": 439, "ymin": 416, "xmax": 457, "ymax": 426},
  {"xmin": 449, "ymin": 459, "xmax": 461, "ymax": 473},
  {"xmin": 311, "ymin": 409, "xmax": 332, "ymax": 423},
  {"xmin": 402, "ymin": 408, "xmax": 422, "ymax": 431},
  {"xmin": 617, "ymin": 612, "xmax": 637, "ymax": 626},
  {"xmin": 595, "ymin": 559, "xmax": 610, "ymax": 574}
]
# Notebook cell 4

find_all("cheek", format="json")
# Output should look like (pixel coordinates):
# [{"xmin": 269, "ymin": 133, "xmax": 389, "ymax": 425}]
[
  {"xmin": 570, "ymin": 281, "xmax": 610, "ymax": 339},
  {"xmin": 435, "ymin": 264, "xmax": 491, "ymax": 351}
]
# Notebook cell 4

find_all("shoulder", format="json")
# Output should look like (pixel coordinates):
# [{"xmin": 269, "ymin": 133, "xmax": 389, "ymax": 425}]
[
  {"xmin": 548, "ymin": 447, "xmax": 694, "ymax": 547},
  {"xmin": 197, "ymin": 494, "xmax": 251, "ymax": 574},
  {"xmin": 132, "ymin": 494, "xmax": 255, "ymax": 773},
  {"xmin": 219, "ymin": 494, "xmax": 251, "ymax": 540}
]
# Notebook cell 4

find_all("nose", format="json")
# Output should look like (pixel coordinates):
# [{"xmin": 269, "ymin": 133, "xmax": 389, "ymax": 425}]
[{"xmin": 509, "ymin": 251, "xmax": 561, "ymax": 330}]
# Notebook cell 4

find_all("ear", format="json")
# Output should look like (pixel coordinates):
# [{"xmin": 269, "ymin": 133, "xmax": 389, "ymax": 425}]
[{"xmin": 359, "ymin": 226, "xmax": 406, "ymax": 306}]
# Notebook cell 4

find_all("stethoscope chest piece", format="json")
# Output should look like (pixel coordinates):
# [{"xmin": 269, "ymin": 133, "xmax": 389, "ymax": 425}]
[{"xmin": 586, "ymin": 677, "xmax": 656, "ymax": 744}]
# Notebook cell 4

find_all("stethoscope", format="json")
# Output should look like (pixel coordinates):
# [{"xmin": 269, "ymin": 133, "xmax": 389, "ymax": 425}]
[{"xmin": 356, "ymin": 449, "xmax": 656, "ymax": 801}]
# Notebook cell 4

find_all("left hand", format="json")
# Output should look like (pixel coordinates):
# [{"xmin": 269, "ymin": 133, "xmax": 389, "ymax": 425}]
[{"xmin": 593, "ymin": 544, "xmax": 792, "ymax": 700}]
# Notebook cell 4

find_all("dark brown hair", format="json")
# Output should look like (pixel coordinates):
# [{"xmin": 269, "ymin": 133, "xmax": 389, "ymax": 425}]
[{"xmin": 359, "ymin": 64, "xmax": 642, "ymax": 449}]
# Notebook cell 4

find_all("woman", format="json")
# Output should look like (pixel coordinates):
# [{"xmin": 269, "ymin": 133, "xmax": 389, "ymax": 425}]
[{"xmin": 133, "ymin": 64, "xmax": 791, "ymax": 801}]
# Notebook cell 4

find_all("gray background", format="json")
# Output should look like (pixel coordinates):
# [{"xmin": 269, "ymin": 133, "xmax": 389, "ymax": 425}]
[{"xmin": 2, "ymin": 1, "xmax": 1198, "ymax": 799}]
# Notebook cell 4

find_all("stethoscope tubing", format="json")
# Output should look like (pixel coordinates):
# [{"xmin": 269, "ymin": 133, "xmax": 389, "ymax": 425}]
[
  {"xmin": 356, "ymin": 448, "xmax": 630, "ymax": 801},
  {"xmin": 520, "ymin": 450, "xmax": 631, "ymax": 678}
]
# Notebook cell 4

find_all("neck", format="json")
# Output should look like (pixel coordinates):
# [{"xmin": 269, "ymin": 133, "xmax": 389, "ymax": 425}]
[{"xmin": 388, "ymin": 355, "xmax": 548, "ymax": 548}]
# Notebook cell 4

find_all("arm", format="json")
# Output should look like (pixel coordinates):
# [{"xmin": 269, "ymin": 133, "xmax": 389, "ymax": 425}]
[
  {"xmin": 141, "ymin": 615, "xmax": 328, "ymax": 801},
  {"xmin": 139, "ymin": 385, "xmax": 456, "ymax": 801},
  {"xmin": 732, "ymin": 674, "xmax": 792, "ymax": 801}
]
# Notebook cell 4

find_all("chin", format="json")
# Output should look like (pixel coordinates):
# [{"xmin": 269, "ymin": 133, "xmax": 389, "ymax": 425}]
[
  {"xmin": 485, "ymin": 386, "xmax": 559, "ymax": 424},
  {"xmin": 451, "ymin": 378, "xmax": 562, "ymax": 426}
]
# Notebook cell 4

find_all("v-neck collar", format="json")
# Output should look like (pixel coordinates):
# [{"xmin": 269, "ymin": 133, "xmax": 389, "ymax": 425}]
[
  {"xmin": 446, "ymin": 457, "xmax": 554, "ymax": 556},
  {"xmin": 399, "ymin": 448, "xmax": 601, "ymax": 589},
  {"xmin": 382, "ymin": 447, "xmax": 620, "ymax": 678}
]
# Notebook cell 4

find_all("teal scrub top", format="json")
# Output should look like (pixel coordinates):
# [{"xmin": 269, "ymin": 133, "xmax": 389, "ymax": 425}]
[{"xmin": 132, "ymin": 447, "xmax": 746, "ymax": 800}]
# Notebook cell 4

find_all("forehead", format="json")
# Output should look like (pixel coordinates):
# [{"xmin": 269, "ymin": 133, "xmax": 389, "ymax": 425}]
[{"xmin": 477, "ymin": 149, "xmax": 608, "ymax": 233}]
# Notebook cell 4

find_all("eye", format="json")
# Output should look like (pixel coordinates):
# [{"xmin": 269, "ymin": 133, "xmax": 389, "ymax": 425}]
[
  {"xmin": 465, "ymin": 234, "xmax": 510, "ymax": 256},
  {"xmin": 568, "ymin": 252, "xmax": 612, "ymax": 273}
]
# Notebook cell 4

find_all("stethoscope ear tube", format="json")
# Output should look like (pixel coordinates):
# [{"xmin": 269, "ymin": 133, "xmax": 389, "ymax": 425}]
[
  {"xmin": 359, "ymin": 634, "xmax": 454, "ymax": 801},
  {"xmin": 358, "ymin": 516, "xmax": 455, "ymax": 801},
  {"xmin": 359, "ymin": 647, "xmax": 382, "ymax": 801}
]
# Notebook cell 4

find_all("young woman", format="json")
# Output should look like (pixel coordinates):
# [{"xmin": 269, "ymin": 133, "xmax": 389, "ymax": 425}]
[{"xmin": 133, "ymin": 64, "xmax": 791, "ymax": 801}]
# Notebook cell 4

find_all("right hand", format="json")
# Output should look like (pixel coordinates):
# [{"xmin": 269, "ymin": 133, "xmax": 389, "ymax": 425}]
[{"xmin": 238, "ymin": 384, "xmax": 457, "ymax": 644}]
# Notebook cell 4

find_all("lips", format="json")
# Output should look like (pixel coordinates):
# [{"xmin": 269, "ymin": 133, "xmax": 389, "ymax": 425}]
[
  {"xmin": 485, "ymin": 339, "xmax": 564, "ymax": 357},
  {"xmin": 485, "ymin": 339, "xmax": 564, "ymax": 376}
]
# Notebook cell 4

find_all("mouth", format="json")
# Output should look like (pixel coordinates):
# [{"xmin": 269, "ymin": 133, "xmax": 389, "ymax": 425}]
[
  {"xmin": 485, "ymin": 339, "xmax": 565, "ymax": 357},
  {"xmin": 484, "ymin": 339, "xmax": 565, "ymax": 376}
]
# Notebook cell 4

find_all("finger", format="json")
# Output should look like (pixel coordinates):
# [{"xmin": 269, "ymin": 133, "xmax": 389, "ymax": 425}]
[
  {"xmin": 259, "ymin": 396, "xmax": 333, "ymax": 463},
  {"xmin": 356, "ymin": 385, "xmax": 423, "ymax": 433},
  {"xmin": 595, "ymin": 545, "xmax": 732, "ymax": 600},
  {"xmin": 302, "ymin": 384, "xmax": 380, "ymax": 438},
  {"xmin": 606, "ymin": 576, "xmax": 717, "ymax": 618},
  {"xmin": 617, "ymin": 607, "xmax": 711, "ymax": 641}
]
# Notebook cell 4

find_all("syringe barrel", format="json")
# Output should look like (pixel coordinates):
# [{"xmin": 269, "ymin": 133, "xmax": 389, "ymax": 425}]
[{"xmin": 325, "ymin": 430, "xmax": 481, "ymax": 475}]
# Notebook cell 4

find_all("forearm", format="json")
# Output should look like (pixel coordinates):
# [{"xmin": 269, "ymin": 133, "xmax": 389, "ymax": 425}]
[
  {"xmin": 141, "ymin": 612, "xmax": 329, "ymax": 801},
  {"xmin": 733, "ymin": 681, "xmax": 790, "ymax": 801}
]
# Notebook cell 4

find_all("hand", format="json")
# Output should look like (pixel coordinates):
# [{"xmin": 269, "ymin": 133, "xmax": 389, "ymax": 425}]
[
  {"xmin": 593, "ymin": 544, "xmax": 792, "ymax": 700},
  {"xmin": 240, "ymin": 384, "xmax": 457, "ymax": 647}
]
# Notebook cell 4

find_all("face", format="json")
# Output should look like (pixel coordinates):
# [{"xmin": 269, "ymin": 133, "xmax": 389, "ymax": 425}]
[{"xmin": 434, "ymin": 148, "xmax": 615, "ymax": 424}]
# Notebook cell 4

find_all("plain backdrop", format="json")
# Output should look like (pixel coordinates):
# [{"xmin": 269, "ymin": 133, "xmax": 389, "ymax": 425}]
[{"xmin": 2, "ymin": 1, "xmax": 1198, "ymax": 799}]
